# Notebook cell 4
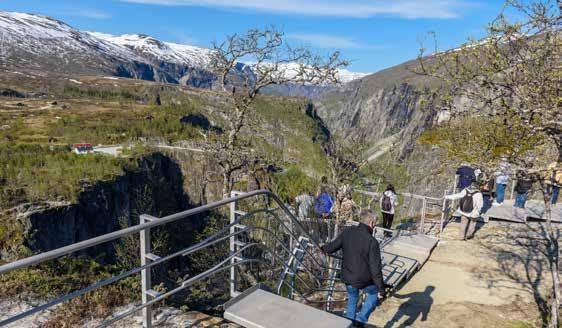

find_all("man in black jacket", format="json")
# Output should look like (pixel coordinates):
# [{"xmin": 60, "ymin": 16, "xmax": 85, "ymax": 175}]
[{"xmin": 322, "ymin": 209, "xmax": 384, "ymax": 326}]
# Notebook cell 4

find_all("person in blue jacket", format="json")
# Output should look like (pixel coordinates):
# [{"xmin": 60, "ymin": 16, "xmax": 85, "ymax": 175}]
[{"xmin": 456, "ymin": 164, "xmax": 476, "ymax": 190}]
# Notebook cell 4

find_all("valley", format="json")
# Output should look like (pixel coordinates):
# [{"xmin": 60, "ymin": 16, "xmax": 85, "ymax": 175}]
[{"xmin": 0, "ymin": 4, "xmax": 560, "ymax": 328}]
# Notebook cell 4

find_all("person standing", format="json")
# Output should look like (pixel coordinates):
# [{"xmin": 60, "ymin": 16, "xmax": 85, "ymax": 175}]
[
  {"xmin": 456, "ymin": 163, "xmax": 476, "ymax": 190},
  {"xmin": 314, "ymin": 184, "xmax": 335, "ymax": 219},
  {"xmin": 322, "ymin": 210, "xmax": 385, "ymax": 327},
  {"xmin": 315, "ymin": 182, "xmax": 335, "ymax": 240},
  {"xmin": 445, "ymin": 181, "xmax": 484, "ymax": 240},
  {"xmin": 295, "ymin": 193, "xmax": 315, "ymax": 220},
  {"xmin": 514, "ymin": 165, "xmax": 536, "ymax": 209},
  {"xmin": 493, "ymin": 157, "xmax": 511, "ymax": 206},
  {"xmin": 478, "ymin": 169, "xmax": 493, "ymax": 213},
  {"xmin": 380, "ymin": 184, "xmax": 398, "ymax": 236},
  {"xmin": 335, "ymin": 184, "xmax": 359, "ymax": 222}
]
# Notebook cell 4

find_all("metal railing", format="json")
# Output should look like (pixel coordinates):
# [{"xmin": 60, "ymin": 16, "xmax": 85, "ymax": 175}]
[
  {"xmin": 0, "ymin": 189, "xmax": 338, "ymax": 328},
  {"xmin": 355, "ymin": 189, "xmax": 452, "ymax": 238}
]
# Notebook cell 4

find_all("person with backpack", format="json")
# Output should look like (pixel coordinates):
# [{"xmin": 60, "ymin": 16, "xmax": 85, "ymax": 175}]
[
  {"xmin": 456, "ymin": 164, "xmax": 476, "ymax": 190},
  {"xmin": 314, "ymin": 184, "xmax": 334, "ymax": 218},
  {"xmin": 321, "ymin": 209, "xmax": 385, "ymax": 327},
  {"xmin": 380, "ymin": 184, "xmax": 398, "ymax": 236},
  {"xmin": 493, "ymin": 157, "xmax": 511, "ymax": 206},
  {"xmin": 478, "ymin": 169, "xmax": 493, "ymax": 213},
  {"xmin": 335, "ymin": 184, "xmax": 359, "ymax": 223},
  {"xmin": 514, "ymin": 164, "xmax": 537, "ymax": 209},
  {"xmin": 445, "ymin": 181, "xmax": 484, "ymax": 240}
]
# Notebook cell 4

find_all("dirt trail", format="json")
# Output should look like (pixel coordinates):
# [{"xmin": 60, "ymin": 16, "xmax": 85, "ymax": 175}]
[{"xmin": 369, "ymin": 221, "xmax": 549, "ymax": 328}]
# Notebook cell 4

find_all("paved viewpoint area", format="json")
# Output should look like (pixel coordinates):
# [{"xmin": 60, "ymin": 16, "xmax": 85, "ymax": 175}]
[{"xmin": 368, "ymin": 220, "xmax": 551, "ymax": 328}]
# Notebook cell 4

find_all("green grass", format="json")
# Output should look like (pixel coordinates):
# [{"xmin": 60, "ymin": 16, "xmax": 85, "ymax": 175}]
[
  {"xmin": 0, "ymin": 143, "xmax": 138, "ymax": 207},
  {"xmin": 253, "ymin": 97, "xmax": 329, "ymax": 177},
  {"xmin": 47, "ymin": 103, "xmax": 205, "ymax": 145},
  {"xmin": 272, "ymin": 165, "xmax": 318, "ymax": 202},
  {"xmin": 0, "ymin": 256, "xmax": 140, "ymax": 326}
]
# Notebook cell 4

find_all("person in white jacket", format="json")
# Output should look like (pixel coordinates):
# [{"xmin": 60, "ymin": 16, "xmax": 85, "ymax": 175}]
[
  {"xmin": 444, "ymin": 182, "xmax": 483, "ymax": 240},
  {"xmin": 380, "ymin": 184, "xmax": 399, "ymax": 236}
]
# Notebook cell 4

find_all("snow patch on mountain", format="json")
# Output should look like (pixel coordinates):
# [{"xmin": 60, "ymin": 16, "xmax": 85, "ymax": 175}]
[
  {"xmin": 0, "ymin": 10, "xmax": 369, "ymax": 84},
  {"xmin": 0, "ymin": 11, "xmax": 142, "ymax": 63},
  {"xmin": 336, "ymin": 69, "xmax": 369, "ymax": 83},
  {"xmin": 87, "ymin": 32, "xmax": 212, "ymax": 67}
]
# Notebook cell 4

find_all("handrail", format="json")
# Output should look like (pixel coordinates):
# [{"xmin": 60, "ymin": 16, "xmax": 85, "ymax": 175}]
[
  {"xmin": 0, "ymin": 190, "xmax": 323, "ymax": 275},
  {"xmin": 0, "ymin": 189, "xmax": 336, "ymax": 327},
  {"xmin": 355, "ymin": 189, "xmax": 443, "ymax": 202},
  {"xmin": 0, "ymin": 220, "xmax": 252, "ymax": 326}
]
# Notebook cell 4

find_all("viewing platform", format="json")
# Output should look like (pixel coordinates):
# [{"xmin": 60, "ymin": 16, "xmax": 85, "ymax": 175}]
[{"xmin": 454, "ymin": 200, "xmax": 562, "ymax": 223}]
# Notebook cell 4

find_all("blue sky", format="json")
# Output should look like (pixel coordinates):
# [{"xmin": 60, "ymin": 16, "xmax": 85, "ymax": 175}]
[{"xmin": 1, "ymin": 0, "xmax": 507, "ymax": 73}]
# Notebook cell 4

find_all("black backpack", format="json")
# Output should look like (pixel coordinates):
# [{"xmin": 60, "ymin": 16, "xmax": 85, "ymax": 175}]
[
  {"xmin": 460, "ymin": 190, "xmax": 478, "ymax": 213},
  {"xmin": 382, "ymin": 194, "xmax": 392, "ymax": 212}
]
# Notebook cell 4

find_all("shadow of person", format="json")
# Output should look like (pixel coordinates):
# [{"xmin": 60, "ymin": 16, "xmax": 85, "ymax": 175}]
[{"xmin": 383, "ymin": 286, "xmax": 435, "ymax": 328}]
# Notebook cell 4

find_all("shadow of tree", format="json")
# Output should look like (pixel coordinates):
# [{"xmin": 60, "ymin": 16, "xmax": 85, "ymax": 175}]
[
  {"xmin": 383, "ymin": 286, "xmax": 435, "ymax": 328},
  {"xmin": 475, "ymin": 223, "xmax": 557, "ymax": 326}
]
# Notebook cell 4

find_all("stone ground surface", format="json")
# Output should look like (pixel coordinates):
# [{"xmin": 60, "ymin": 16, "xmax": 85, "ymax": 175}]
[
  {"xmin": 367, "ymin": 220, "xmax": 550, "ymax": 328},
  {"xmin": 0, "ymin": 301, "xmax": 238, "ymax": 328}
]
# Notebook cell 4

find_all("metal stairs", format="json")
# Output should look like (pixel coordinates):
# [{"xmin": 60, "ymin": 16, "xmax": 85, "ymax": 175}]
[
  {"xmin": 0, "ymin": 189, "xmax": 440, "ymax": 328},
  {"xmin": 224, "ymin": 286, "xmax": 352, "ymax": 328},
  {"xmin": 276, "ymin": 236, "xmax": 310, "ymax": 298}
]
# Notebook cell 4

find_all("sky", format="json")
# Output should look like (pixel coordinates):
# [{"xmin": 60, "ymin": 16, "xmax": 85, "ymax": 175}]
[{"xmin": 0, "ymin": 0, "xmax": 508, "ymax": 73}]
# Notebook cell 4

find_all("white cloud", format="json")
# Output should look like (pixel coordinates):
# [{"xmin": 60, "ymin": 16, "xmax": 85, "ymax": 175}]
[
  {"xmin": 61, "ymin": 9, "xmax": 112, "ymax": 19},
  {"xmin": 288, "ymin": 33, "xmax": 385, "ymax": 49},
  {"xmin": 120, "ymin": 0, "xmax": 471, "ymax": 19}
]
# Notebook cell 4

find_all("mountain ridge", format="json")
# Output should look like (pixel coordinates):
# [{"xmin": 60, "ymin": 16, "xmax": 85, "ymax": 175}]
[{"xmin": 0, "ymin": 11, "xmax": 368, "ymax": 90}]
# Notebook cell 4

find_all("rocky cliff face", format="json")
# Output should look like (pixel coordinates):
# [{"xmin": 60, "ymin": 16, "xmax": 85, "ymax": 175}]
[
  {"xmin": 314, "ymin": 60, "xmax": 440, "ymax": 160},
  {"xmin": 1, "ymin": 153, "xmax": 197, "ymax": 262},
  {"xmin": 313, "ymin": 59, "xmax": 457, "ymax": 197}
]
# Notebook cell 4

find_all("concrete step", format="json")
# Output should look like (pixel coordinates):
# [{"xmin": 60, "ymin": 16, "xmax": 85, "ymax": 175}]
[
  {"xmin": 224, "ymin": 286, "xmax": 352, "ymax": 328},
  {"xmin": 380, "ymin": 233, "xmax": 438, "ymax": 288},
  {"xmin": 381, "ymin": 251, "xmax": 419, "ymax": 288}
]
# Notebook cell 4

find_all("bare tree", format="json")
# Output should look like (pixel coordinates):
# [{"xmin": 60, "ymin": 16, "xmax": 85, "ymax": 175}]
[
  {"xmin": 416, "ymin": 1, "xmax": 561, "ymax": 325},
  {"xmin": 324, "ymin": 136, "xmax": 368, "ymax": 221},
  {"xmin": 207, "ymin": 27, "xmax": 348, "ymax": 197}
]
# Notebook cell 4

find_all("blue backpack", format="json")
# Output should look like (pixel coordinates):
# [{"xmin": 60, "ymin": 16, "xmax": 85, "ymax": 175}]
[{"xmin": 314, "ymin": 193, "xmax": 334, "ymax": 216}]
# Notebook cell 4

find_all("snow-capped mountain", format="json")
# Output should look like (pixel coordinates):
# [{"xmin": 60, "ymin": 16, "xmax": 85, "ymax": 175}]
[
  {"xmin": 87, "ymin": 32, "xmax": 213, "ymax": 68},
  {"xmin": 0, "ymin": 11, "xmax": 368, "ymax": 91}
]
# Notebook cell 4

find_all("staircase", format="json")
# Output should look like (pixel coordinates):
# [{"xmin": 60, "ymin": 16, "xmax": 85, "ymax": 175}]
[
  {"xmin": 0, "ymin": 189, "xmax": 439, "ymax": 328},
  {"xmin": 225, "ymin": 286, "xmax": 352, "ymax": 328}
]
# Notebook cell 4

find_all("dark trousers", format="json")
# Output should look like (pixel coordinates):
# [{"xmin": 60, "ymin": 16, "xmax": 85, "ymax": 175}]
[{"xmin": 382, "ymin": 212, "xmax": 394, "ymax": 230}]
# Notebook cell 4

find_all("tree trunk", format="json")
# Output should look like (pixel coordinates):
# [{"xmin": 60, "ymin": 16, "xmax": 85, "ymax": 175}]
[
  {"xmin": 222, "ymin": 170, "xmax": 233, "ymax": 199},
  {"xmin": 545, "ymin": 198, "xmax": 560, "ymax": 328}
]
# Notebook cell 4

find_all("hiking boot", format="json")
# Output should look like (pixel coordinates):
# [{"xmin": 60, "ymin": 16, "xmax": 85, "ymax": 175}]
[{"xmin": 351, "ymin": 320, "xmax": 366, "ymax": 328}]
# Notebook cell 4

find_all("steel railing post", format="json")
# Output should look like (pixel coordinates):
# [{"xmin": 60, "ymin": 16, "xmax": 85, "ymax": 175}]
[
  {"xmin": 439, "ymin": 198, "xmax": 447, "ymax": 239},
  {"xmin": 229, "ymin": 192, "xmax": 237, "ymax": 298},
  {"xmin": 420, "ymin": 197, "xmax": 427, "ymax": 233},
  {"xmin": 140, "ymin": 214, "xmax": 152, "ymax": 328}
]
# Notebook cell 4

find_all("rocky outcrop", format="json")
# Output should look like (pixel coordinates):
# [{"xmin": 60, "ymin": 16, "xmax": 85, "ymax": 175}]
[
  {"xmin": 314, "ymin": 64, "xmax": 439, "ymax": 160},
  {"xmin": 313, "ymin": 58, "xmax": 457, "ymax": 198},
  {"xmin": 2, "ymin": 153, "xmax": 193, "ymax": 262}
]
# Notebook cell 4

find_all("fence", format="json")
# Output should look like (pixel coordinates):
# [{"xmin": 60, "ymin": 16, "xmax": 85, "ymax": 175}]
[{"xmin": 0, "ymin": 190, "xmax": 340, "ymax": 328}]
